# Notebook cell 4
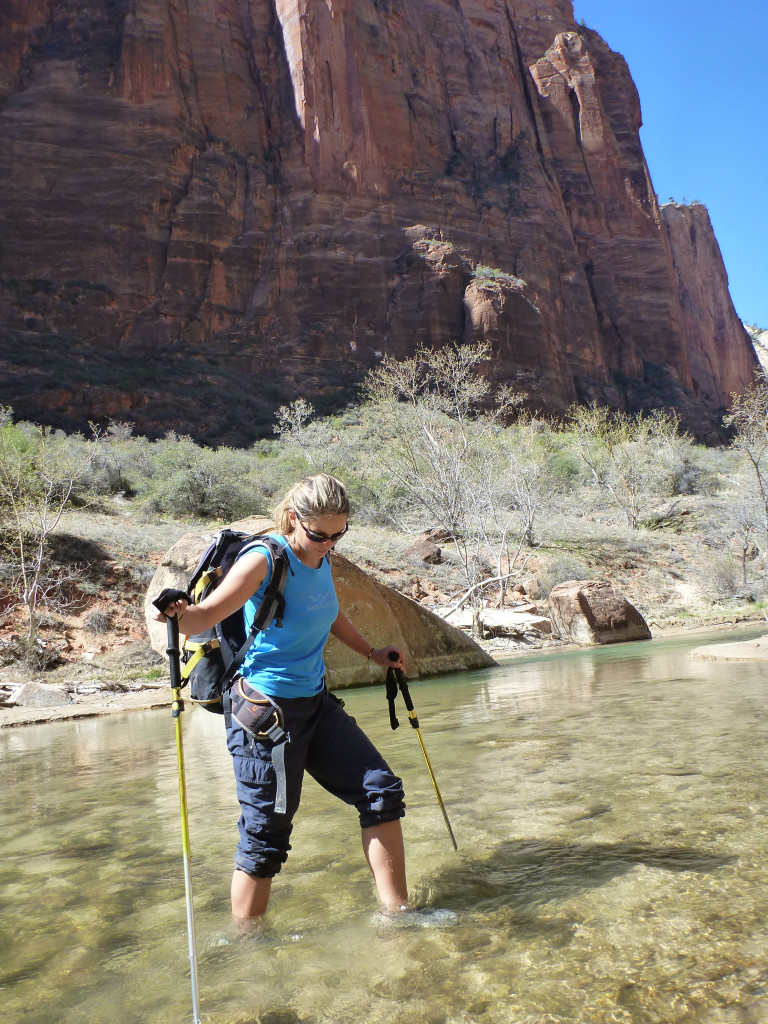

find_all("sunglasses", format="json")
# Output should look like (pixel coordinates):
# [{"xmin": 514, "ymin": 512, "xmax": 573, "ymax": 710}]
[{"xmin": 297, "ymin": 520, "xmax": 349, "ymax": 544}]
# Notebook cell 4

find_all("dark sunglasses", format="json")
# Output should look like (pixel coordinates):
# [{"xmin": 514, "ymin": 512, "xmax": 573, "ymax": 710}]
[{"xmin": 298, "ymin": 520, "xmax": 349, "ymax": 544}]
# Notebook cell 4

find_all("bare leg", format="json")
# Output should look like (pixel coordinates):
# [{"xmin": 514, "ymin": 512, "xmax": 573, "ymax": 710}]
[
  {"xmin": 362, "ymin": 819, "xmax": 408, "ymax": 911},
  {"xmin": 231, "ymin": 869, "xmax": 272, "ymax": 932}
]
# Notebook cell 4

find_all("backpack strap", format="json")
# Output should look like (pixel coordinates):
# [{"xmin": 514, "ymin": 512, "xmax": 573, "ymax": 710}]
[
  {"xmin": 191, "ymin": 566, "xmax": 223, "ymax": 604},
  {"xmin": 221, "ymin": 536, "xmax": 292, "ymax": 724},
  {"xmin": 180, "ymin": 637, "xmax": 221, "ymax": 682},
  {"xmin": 249, "ymin": 536, "xmax": 290, "ymax": 631}
]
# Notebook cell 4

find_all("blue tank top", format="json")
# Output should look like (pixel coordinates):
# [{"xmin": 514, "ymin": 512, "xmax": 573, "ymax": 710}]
[{"xmin": 238, "ymin": 535, "xmax": 339, "ymax": 699}]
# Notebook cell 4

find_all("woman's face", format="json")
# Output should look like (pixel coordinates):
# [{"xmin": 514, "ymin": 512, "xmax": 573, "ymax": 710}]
[{"xmin": 290, "ymin": 511, "xmax": 349, "ymax": 560}]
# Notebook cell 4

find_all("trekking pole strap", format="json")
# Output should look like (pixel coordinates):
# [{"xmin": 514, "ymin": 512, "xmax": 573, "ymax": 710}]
[
  {"xmin": 394, "ymin": 668, "xmax": 420, "ymax": 729},
  {"xmin": 385, "ymin": 668, "xmax": 400, "ymax": 730}
]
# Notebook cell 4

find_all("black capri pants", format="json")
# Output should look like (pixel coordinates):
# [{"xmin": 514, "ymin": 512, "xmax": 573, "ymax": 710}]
[{"xmin": 226, "ymin": 688, "xmax": 406, "ymax": 878}]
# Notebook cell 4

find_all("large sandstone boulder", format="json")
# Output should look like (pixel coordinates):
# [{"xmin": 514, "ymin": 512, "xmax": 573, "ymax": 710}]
[
  {"xmin": 547, "ymin": 580, "xmax": 651, "ymax": 646},
  {"xmin": 144, "ymin": 517, "xmax": 494, "ymax": 688},
  {"xmin": 8, "ymin": 681, "xmax": 73, "ymax": 708}
]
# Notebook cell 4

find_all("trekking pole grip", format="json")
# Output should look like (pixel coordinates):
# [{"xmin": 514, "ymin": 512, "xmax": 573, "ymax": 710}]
[
  {"xmin": 165, "ymin": 616, "xmax": 184, "ymax": 716},
  {"xmin": 387, "ymin": 652, "xmax": 419, "ymax": 728}
]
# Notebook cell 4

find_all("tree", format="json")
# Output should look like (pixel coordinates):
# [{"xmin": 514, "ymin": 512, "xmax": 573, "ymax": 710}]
[
  {"xmin": 722, "ymin": 485, "xmax": 761, "ymax": 587},
  {"xmin": 0, "ymin": 412, "xmax": 100, "ymax": 648},
  {"xmin": 274, "ymin": 398, "xmax": 354, "ymax": 476},
  {"xmin": 363, "ymin": 343, "xmax": 532, "ymax": 633},
  {"xmin": 723, "ymin": 374, "xmax": 768, "ymax": 556},
  {"xmin": 569, "ymin": 404, "xmax": 689, "ymax": 529}
]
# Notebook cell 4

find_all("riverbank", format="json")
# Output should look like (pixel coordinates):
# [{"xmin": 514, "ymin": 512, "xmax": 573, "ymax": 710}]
[
  {"xmin": 0, "ymin": 685, "xmax": 170, "ymax": 728},
  {"xmin": 3, "ymin": 615, "xmax": 766, "ymax": 729}
]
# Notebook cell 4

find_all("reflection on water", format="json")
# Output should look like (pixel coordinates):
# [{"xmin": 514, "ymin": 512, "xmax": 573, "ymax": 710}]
[{"xmin": 2, "ymin": 626, "xmax": 768, "ymax": 1023}]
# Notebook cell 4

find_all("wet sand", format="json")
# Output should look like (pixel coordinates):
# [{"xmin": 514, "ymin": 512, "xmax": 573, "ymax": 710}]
[{"xmin": 689, "ymin": 632, "xmax": 768, "ymax": 661}]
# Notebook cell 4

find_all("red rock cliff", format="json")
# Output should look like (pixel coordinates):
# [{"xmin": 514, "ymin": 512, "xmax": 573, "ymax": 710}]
[{"xmin": 0, "ymin": 0, "xmax": 756, "ymax": 443}]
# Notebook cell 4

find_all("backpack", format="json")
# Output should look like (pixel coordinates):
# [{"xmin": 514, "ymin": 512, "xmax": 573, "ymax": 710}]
[{"xmin": 180, "ymin": 530, "xmax": 290, "ymax": 713}]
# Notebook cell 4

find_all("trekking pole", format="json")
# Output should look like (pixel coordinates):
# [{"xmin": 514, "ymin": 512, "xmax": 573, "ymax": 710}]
[
  {"xmin": 386, "ymin": 658, "xmax": 458, "ymax": 851},
  {"xmin": 162, "ymin": 612, "xmax": 202, "ymax": 1024}
]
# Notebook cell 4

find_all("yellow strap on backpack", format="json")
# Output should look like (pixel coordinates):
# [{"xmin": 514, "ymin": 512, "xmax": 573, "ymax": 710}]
[
  {"xmin": 192, "ymin": 567, "xmax": 223, "ymax": 604},
  {"xmin": 180, "ymin": 637, "xmax": 221, "ymax": 681}
]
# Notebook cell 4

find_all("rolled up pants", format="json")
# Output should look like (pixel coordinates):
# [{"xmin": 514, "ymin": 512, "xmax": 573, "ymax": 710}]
[{"xmin": 226, "ymin": 688, "xmax": 406, "ymax": 878}]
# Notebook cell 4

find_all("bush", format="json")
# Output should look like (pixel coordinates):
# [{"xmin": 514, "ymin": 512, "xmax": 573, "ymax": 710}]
[
  {"xmin": 140, "ymin": 436, "xmax": 265, "ymax": 520},
  {"xmin": 693, "ymin": 553, "xmax": 743, "ymax": 604},
  {"xmin": 536, "ymin": 554, "xmax": 592, "ymax": 599},
  {"xmin": 84, "ymin": 610, "xmax": 112, "ymax": 634}
]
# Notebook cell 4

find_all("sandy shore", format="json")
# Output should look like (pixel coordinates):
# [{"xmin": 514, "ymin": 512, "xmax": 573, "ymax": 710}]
[
  {"xmin": 689, "ymin": 633, "xmax": 768, "ymax": 662},
  {"xmin": 0, "ymin": 687, "xmax": 171, "ymax": 729}
]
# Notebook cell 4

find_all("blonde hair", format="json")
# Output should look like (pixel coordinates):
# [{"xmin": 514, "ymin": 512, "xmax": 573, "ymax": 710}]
[{"xmin": 273, "ymin": 474, "xmax": 351, "ymax": 534}]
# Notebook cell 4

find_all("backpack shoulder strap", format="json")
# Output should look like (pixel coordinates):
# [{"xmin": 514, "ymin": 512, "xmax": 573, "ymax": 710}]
[
  {"xmin": 219, "ymin": 535, "xmax": 292, "ymax": 696},
  {"xmin": 251, "ymin": 536, "xmax": 290, "ymax": 630}
]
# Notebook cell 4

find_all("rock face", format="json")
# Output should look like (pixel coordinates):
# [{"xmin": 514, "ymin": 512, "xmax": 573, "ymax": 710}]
[
  {"xmin": 548, "ymin": 579, "xmax": 652, "ymax": 646},
  {"xmin": 0, "ymin": 0, "xmax": 756, "ymax": 443},
  {"xmin": 144, "ymin": 517, "xmax": 495, "ymax": 686}
]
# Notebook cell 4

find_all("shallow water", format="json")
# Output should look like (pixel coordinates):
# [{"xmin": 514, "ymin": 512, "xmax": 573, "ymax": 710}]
[{"xmin": 2, "ymin": 627, "xmax": 768, "ymax": 1024}]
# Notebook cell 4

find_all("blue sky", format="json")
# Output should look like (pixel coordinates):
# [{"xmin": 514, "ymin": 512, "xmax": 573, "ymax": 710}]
[{"xmin": 572, "ymin": 0, "xmax": 767, "ymax": 329}]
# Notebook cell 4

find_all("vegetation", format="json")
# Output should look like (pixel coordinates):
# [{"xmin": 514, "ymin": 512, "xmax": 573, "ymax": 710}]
[
  {"xmin": 0, "ymin": 411, "xmax": 102, "ymax": 662},
  {"xmin": 1, "ymin": 347, "xmax": 768, "ymax": 666}
]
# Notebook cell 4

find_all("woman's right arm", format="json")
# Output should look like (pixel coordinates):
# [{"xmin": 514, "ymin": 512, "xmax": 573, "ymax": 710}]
[{"xmin": 152, "ymin": 551, "xmax": 269, "ymax": 635}]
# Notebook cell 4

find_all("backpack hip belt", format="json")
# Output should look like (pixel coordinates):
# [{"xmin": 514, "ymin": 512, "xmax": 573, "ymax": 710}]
[{"xmin": 229, "ymin": 678, "xmax": 289, "ymax": 815}]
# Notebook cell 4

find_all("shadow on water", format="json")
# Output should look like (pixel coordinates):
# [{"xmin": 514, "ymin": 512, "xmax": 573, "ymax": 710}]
[{"xmin": 430, "ymin": 838, "xmax": 737, "ymax": 918}]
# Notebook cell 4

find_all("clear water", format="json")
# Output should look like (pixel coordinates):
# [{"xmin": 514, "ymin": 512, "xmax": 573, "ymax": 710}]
[{"xmin": 2, "ymin": 627, "xmax": 768, "ymax": 1024}]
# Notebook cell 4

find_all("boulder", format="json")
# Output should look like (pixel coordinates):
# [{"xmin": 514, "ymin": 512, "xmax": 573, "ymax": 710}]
[
  {"xmin": 10, "ymin": 681, "xmax": 73, "ymax": 708},
  {"xmin": 548, "ymin": 580, "xmax": 651, "ymax": 646},
  {"xmin": 144, "ymin": 517, "xmax": 495, "ymax": 688},
  {"xmin": 404, "ymin": 537, "xmax": 442, "ymax": 564}
]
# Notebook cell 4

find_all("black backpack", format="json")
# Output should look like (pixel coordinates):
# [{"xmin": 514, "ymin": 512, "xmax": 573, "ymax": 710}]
[{"xmin": 180, "ymin": 530, "xmax": 290, "ymax": 713}]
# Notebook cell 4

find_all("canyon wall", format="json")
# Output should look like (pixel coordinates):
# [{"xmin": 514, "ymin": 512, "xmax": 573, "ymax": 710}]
[{"xmin": 0, "ymin": 0, "xmax": 756, "ymax": 443}]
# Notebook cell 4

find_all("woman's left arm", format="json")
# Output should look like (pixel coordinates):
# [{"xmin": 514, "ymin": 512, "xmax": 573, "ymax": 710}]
[{"xmin": 330, "ymin": 610, "xmax": 405, "ymax": 670}]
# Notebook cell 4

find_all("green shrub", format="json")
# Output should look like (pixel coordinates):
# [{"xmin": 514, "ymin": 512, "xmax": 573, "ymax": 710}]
[
  {"xmin": 537, "ymin": 554, "xmax": 592, "ymax": 599},
  {"xmin": 141, "ymin": 438, "xmax": 265, "ymax": 520}
]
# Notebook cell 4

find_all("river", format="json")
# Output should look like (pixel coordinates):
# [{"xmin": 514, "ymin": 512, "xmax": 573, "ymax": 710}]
[{"xmin": 2, "ymin": 627, "xmax": 768, "ymax": 1024}]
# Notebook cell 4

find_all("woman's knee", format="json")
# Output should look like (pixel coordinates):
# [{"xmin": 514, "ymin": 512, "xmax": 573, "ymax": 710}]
[
  {"xmin": 234, "ymin": 846, "xmax": 288, "ymax": 878},
  {"xmin": 357, "ymin": 767, "xmax": 406, "ymax": 829}
]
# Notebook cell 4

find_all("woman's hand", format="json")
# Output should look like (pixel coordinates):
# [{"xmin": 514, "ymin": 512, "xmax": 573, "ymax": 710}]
[
  {"xmin": 151, "ymin": 588, "xmax": 190, "ymax": 623},
  {"xmin": 370, "ymin": 645, "xmax": 405, "ymax": 671}
]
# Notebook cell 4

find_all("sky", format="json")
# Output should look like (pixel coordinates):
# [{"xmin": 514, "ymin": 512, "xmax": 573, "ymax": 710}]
[{"xmin": 572, "ymin": 0, "xmax": 767, "ymax": 329}]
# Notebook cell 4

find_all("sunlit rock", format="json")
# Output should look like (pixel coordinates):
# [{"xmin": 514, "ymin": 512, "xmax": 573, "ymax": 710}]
[
  {"xmin": 144, "ymin": 517, "xmax": 495, "ymax": 687},
  {"xmin": 548, "ymin": 580, "xmax": 651, "ymax": 645}
]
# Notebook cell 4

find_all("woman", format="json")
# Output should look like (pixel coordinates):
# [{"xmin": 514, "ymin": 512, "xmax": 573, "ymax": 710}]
[{"xmin": 154, "ymin": 474, "xmax": 408, "ymax": 930}]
